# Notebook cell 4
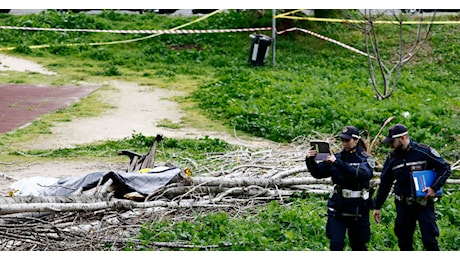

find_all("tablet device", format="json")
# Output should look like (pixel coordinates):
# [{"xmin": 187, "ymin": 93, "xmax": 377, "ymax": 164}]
[{"xmin": 310, "ymin": 140, "xmax": 331, "ymax": 161}]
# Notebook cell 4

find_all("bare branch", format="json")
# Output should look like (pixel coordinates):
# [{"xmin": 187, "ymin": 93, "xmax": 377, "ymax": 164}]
[{"xmin": 358, "ymin": 9, "xmax": 436, "ymax": 99}]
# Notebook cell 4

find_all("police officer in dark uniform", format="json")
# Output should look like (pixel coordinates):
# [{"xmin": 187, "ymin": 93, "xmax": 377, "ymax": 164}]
[
  {"xmin": 305, "ymin": 126, "xmax": 375, "ymax": 251},
  {"xmin": 373, "ymin": 124, "xmax": 451, "ymax": 250}
]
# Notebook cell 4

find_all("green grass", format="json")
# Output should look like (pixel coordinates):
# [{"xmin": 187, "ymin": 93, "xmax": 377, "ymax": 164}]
[
  {"xmin": 1, "ymin": 10, "xmax": 458, "ymax": 164},
  {"xmin": 0, "ymin": 9, "xmax": 459, "ymax": 251},
  {"xmin": 130, "ymin": 189, "xmax": 460, "ymax": 251}
]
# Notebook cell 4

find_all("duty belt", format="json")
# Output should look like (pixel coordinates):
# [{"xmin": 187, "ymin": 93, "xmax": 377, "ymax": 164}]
[
  {"xmin": 394, "ymin": 194, "xmax": 429, "ymax": 206},
  {"xmin": 328, "ymin": 207, "xmax": 362, "ymax": 217},
  {"xmin": 341, "ymin": 189, "xmax": 369, "ymax": 199}
]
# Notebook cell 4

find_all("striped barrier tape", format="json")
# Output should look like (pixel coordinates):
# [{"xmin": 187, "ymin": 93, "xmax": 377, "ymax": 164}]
[
  {"xmin": 0, "ymin": 9, "xmax": 226, "ymax": 51},
  {"xmin": 277, "ymin": 27, "xmax": 375, "ymax": 59},
  {"xmin": 0, "ymin": 8, "xmax": 371, "ymax": 60},
  {"xmin": 0, "ymin": 26, "xmax": 273, "ymax": 34},
  {"xmin": 274, "ymin": 9, "xmax": 460, "ymax": 24},
  {"xmin": 0, "ymin": 7, "xmax": 453, "ymax": 56},
  {"xmin": 275, "ymin": 15, "xmax": 460, "ymax": 24},
  {"xmin": 0, "ymin": 25, "xmax": 372, "ymax": 59}
]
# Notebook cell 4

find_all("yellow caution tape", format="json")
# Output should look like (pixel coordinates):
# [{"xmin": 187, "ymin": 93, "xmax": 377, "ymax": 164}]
[
  {"xmin": 274, "ymin": 9, "xmax": 460, "ymax": 24},
  {"xmin": 0, "ymin": 9, "xmax": 223, "ymax": 52}
]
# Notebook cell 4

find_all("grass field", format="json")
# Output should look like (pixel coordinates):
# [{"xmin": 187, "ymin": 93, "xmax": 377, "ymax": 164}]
[{"xmin": 0, "ymin": 9, "xmax": 458, "ymax": 250}]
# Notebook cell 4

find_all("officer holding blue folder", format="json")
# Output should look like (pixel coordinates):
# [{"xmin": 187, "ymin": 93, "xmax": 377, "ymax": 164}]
[{"xmin": 372, "ymin": 124, "xmax": 451, "ymax": 250}]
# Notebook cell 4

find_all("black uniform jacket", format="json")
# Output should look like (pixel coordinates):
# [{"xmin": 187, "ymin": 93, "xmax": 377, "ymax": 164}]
[
  {"xmin": 373, "ymin": 140, "xmax": 451, "ymax": 209},
  {"xmin": 305, "ymin": 145, "xmax": 374, "ymax": 215}
]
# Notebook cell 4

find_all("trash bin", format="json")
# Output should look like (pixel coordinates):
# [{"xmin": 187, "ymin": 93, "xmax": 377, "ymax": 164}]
[{"xmin": 249, "ymin": 34, "xmax": 272, "ymax": 66}]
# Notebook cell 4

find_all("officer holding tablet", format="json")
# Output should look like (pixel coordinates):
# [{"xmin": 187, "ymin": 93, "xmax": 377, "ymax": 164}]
[{"xmin": 306, "ymin": 126, "xmax": 375, "ymax": 251}]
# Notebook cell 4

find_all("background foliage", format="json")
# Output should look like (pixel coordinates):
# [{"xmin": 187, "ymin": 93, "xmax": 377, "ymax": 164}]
[
  {"xmin": 0, "ymin": 9, "xmax": 459, "ymax": 251},
  {"xmin": 2, "ymin": 9, "xmax": 458, "ymax": 162}
]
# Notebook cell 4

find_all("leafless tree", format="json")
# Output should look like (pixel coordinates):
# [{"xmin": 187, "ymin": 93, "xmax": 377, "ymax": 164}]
[{"xmin": 353, "ymin": 10, "xmax": 436, "ymax": 99}]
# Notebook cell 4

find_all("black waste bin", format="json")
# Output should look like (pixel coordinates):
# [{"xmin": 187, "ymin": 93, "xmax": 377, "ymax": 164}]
[{"xmin": 248, "ymin": 34, "xmax": 272, "ymax": 66}]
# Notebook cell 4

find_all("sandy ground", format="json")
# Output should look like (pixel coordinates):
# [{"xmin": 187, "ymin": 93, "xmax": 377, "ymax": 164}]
[
  {"xmin": 0, "ymin": 53, "xmax": 57, "ymax": 75},
  {"xmin": 0, "ymin": 54, "xmax": 281, "ymax": 196}
]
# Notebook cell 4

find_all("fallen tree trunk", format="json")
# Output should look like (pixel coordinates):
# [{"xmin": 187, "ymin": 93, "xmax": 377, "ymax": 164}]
[
  {"xmin": 0, "ymin": 194, "xmax": 110, "ymax": 205},
  {"xmin": 0, "ymin": 198, "xmax": 234, "ymax": 215},
  {"xmin": 1, "ymin": 174, "xmax": 458, "ymax": 215},
  {"xmin": 190, "ymin": 176, "xmax": 332, "ymax": 187},
  {"xmin": 148, "ymin": 184, "xmax": 330, "ymax": 200}
]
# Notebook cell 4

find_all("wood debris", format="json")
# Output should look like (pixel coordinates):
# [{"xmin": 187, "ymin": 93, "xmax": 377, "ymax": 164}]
[{"xmin": 0, "ymin": 136, "xmax": 458, "ymax": 250}]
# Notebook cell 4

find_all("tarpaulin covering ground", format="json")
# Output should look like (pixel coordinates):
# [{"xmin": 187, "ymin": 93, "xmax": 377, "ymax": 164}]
[
  {"xmin": 0, "ymin": 84, "xmax": 100, "ymax": 134},
  {"xmin": 9, "ymin": 166, "xmax": 183, "ymax": 197}
]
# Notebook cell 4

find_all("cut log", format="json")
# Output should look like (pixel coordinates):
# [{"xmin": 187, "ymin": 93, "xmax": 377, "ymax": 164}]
[
  {"xmin": 0, "ymin": 198, "xmax": 233, "ymax": 215},
  {"xmin": 190, "ymin": 176, "xmax": 332, "ymax": 187}
]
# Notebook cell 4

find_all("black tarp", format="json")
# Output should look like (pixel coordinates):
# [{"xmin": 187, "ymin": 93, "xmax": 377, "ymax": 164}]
[{"xmin": 11, "ymin": 166, "xmax": 182, "ymax": 197}]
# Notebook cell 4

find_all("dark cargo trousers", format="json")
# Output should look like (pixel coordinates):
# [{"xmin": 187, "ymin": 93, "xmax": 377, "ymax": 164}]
[
  {"xmin": 394, "ymin": 199, "xmax": 440, "ymax": 251},
  {"xmin": 326, "ymin": 213, "xmax": 371, "ymax": 251}
]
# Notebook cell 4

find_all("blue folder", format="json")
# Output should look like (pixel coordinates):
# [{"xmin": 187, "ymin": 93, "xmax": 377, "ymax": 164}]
[{"xmin": 412, "ymin": 170, "xmax": 443, "ymax": 197}]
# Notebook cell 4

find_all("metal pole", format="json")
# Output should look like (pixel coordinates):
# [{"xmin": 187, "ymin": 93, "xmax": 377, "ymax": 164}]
[{"xmin": 272, "ymin": 9, "xmax": 276, "ymax": 66}]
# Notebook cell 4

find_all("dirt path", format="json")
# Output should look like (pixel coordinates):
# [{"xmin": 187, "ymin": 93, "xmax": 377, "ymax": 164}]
[
  {"xmin": 0, "ymin": 53, "xmax": 57, "ymax": 75},
  {"xmin": 22, "ymin": 79, "xmax": 280, "ymax": 150},
  {"xmin": 0, "ymin": 55, "xmax": 282, "ymax": 195}
]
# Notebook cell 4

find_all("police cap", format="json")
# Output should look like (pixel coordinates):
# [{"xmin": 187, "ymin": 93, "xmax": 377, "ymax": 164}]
[
  {"xmin": 382, "ymin": 124, "xmax": 408, "ymax": 143},
  {"xmin": 337, "ymin": 126, "xmax": 360, "ymax": 140}
]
